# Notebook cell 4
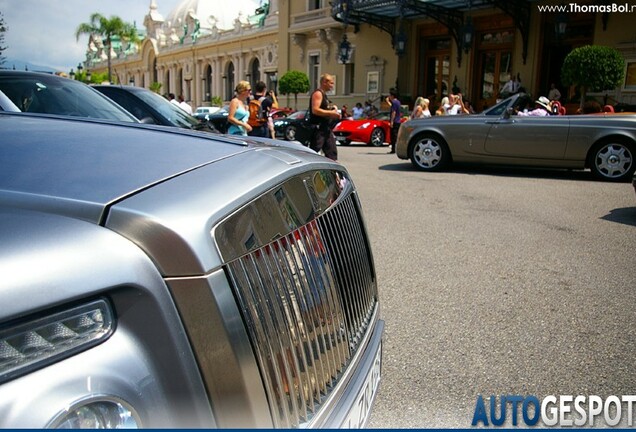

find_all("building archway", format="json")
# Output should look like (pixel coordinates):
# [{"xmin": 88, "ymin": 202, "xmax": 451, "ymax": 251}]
[
  {"xmin": 203, "ymin": 64, "xmax": 212, "ymax": 103},
  {"xmin": 177, "ymin": 67, "xmax": 184, "ymax": 98},
  {"xmin": 226, "ymin": 62, "xmax": 235, "ymax": 101},
  {"xmin": 249, "ymin": 57, "xmax": 261, "ymax": 86}
]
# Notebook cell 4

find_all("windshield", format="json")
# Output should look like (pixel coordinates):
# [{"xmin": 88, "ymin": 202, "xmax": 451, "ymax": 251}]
[
  {"xmin": 0, "ymin": 74, "xmax": 137, "ymax": 122},
  {"xmin": 483, "ymin": 93, "xmax": 533, "ymax": 116},
  {"xmin": 133, "ymin": 89, "xmax": 200, "ymax": 128},
  {"xmin": 287, "ymin": 110, "xmax": 306, "ymax": 120}
]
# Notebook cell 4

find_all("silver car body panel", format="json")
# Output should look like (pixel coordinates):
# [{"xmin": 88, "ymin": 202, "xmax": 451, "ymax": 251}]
[
  {"xmin": 0, "ymin": 207, "xmax": 214, "ymax": 427},
  {"xmin": 0, "ymin": 113, "xmax": 382, "ymax": 428}
]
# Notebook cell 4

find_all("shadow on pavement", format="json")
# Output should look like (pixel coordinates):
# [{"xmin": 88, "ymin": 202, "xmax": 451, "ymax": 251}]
[{"xmin": 601, "ymin": 207, "xmax": 636, "ymax": 227}]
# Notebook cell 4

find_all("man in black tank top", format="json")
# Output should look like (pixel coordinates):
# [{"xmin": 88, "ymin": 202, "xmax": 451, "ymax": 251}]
[{"xmin": 309, "ymin": 73, "xmax": 341, "ymax": 161}]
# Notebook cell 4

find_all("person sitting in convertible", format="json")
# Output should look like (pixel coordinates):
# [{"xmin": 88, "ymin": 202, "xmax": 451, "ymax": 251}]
[{"xmin": 516, "ymin": 96, "xmax": 552, "ymax": 116}]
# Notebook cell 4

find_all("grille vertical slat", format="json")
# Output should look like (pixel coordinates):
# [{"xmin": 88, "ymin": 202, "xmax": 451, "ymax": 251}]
[
  {"xmin": 268, "ymin": 239, "xmax": 318, "ymax": 415},
  {"xmin": 282, "ymin": 232, "xmax": 331, "ymax": 399},
  {"xmin": 225, "ymin": 191, "xmax": 377, "ymax": 427},
  {"xmin": 302, "ymin": 221, "xmax": 349, "ymax": 371},
  {"xmin": 258, "ymin": 248, "xmax": 307, "ymax": 425},
  {"xmin": 333, "ymin": 203, "xmax": 367, "ymax": 334},
  {"xmin": 229, "ymin": 257, "xmax": 292, "ymax": 426},
  {"xmin": 318, "ymin": 209, "xmax": 362, "ymax": 336},
  {"xmin": 341, "ymin": 198, "xmax": 375, "ymax": 321},
  {"xmin": 296, "ymin": 224, "xmax": 343, "ymax": 387},
  {"xmin": 322, "ymin": 205, "xmax": 365, "ymax": 337}
]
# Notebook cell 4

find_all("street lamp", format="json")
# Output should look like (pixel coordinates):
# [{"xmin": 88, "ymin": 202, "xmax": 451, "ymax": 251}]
[
  {"xmin": 555, "ymin": 11, "xmax": 568, "ymax": 38},
  {"xmin": 270, "ymin": 74, "xmax": 278, "ymax": 93},
  {"xmin": 394, "ymin": 28, "xmax": 407, "ymax": 57},
  {"xmin": 76, "ymin": 63, "xmax": 83, "ymax": 82},
  {"xmin": 462, "ymin": 16, "xmax": 474, "ymax": 54},
  {"xmin": 339, "ymin": 34, "xmax": 352, "ymax": 63},
  {"xmin": 69, "ymin": 68, "xmax": 75, "ymax": 80},
  {"xmin": 86, "ymin": 70, "xmax": 92, "ymax": 83},
  {"xmin": 336, "ymin": 0, "xmax": 352, "ymax": 64}
]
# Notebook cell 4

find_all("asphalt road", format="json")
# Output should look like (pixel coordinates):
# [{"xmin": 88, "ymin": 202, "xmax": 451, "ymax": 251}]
[{"xmin": 335, "ymin": 144, "xmax": 636, "ymax": 428}]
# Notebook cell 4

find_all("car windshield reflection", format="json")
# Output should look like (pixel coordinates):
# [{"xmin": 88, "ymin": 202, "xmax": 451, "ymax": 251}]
[
  {"xmin": 0, "ymin": 72, "xmax": 137, "ymax": 122},
  {"xmin": 133, "ymin": 89, "xmax": 200, "ymax": 128}
]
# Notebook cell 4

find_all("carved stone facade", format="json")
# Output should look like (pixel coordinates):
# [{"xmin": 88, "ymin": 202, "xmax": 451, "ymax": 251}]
[{"xmin": 84, "ymin": 0, "xmax": 636, "ymax": 111}]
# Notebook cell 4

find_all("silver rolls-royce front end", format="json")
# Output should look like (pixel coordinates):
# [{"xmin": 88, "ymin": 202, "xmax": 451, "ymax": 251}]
[{"xmin": 0, "ymin": 114, "xmax": 383, "ymax": 428}]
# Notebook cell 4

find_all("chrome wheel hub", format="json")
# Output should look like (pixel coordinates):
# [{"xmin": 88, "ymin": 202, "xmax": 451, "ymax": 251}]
[
  {"xmin": 414, "ymin": 139, "xmax": 441, "ymax": 168},
  {"xmin": 596, "ymin": 143, "xmax": 633, "ymax": 179}
]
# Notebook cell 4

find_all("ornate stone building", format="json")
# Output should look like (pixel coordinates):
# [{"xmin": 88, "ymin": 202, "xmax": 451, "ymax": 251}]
[{"xmin": 85, "ymin": 0, "xmax": 636, "ymax": 112}]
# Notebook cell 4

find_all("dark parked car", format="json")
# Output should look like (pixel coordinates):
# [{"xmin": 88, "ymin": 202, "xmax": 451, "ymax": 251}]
[
  {"xmin": 273, "ymin": 110, "xmax": 316, "ymax": 146},
  {"xmin": 0, "ymin": 112, "xmax": 383, "ymax": 428},
  {"xmin": 194, "ymin": 104, "xmax": 229, "ymax": 133},
  {"xmin": 93, "ymin": 85, "xmax": 218, "ymax": 133},
  {"xmin": 195, "ymin": 105, "xmax": 291, "ymax": 135},
  {"xmin": 0, "ymin": 71, "xmax": 138, "ymax": 122}
]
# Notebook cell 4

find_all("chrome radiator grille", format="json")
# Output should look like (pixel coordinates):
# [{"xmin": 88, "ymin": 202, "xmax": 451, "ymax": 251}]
[{"xmin": 225, "ymin": 193, "xmax": 377, "ymax": 428}]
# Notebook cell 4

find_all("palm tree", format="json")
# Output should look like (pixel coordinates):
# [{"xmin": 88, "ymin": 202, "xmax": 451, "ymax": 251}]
[{"xmin": 75, "ymin": 13, "xmax": 139, "ymax": 84}]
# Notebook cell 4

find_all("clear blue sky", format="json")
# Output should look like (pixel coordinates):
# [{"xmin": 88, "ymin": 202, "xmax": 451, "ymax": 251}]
[{"xmin": 1, "ymin": 0, "xmax": 181, "ymax": 72}]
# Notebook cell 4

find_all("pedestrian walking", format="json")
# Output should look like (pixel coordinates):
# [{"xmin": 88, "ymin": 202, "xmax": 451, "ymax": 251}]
[
  {"xmin": 227, "ymin": 81, "xmax": 252, "ymax": 136},
  {"xmin": 247, "ymin": 81, "xmax": 269, "ymax": 137},
  {"xmin": 178, "ymin": 95, "xmax": 192, "ymax": 114},
  {"xmin": 308, "ymin": 73, "xmax": 341, "ymax": 161},
  {"xmin": 387, "ymin": 88, "xmax": 401, "ymax": 154},
  {"xmin": 410, "ymin": 96, "xmax": 431, "ymax": 119}
]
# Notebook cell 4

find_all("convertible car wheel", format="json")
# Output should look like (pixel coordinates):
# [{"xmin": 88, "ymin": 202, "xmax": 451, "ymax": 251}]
[
  {"xmin": 589, "ymin": 138, "xmax": 635, "ymax": 181},
  {"xmin": 369, "ymin": 128, "xmax": 385, "ymax": 147},
  {"xmin": 285, "ymin": 125, "xmax": 297, "ymax": 141},
  {"xmin": 409, "ymin": 134, "xmax": 450, "ymax": 171}
]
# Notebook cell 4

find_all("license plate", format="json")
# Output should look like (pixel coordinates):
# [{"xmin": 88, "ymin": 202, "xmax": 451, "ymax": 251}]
[
  {"xmin": 335, "ymin": 136, "xmax": 347, "ymax": 142},
  {"xmin": 343, "ymin": 343, "xmax": 382, "ymax": 428}
]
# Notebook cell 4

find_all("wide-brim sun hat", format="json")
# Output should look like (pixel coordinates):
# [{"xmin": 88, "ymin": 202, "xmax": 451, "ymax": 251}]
[{"xmin": 535, "ymin": 96, "xmax": 550, "ymax": 110}]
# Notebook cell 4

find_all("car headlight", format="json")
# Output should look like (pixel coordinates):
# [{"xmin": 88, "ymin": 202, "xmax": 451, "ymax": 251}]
[
  {"xmin": 359, "ymin": 122, "xmax": 372, "ymax": 129},
  {"xmin": 0, "ymin": 299, "xmax": 114, "ymax": 384},
  {"xmin": 51, "ymin": 399, "xmax": 140, "ymax": 429}
]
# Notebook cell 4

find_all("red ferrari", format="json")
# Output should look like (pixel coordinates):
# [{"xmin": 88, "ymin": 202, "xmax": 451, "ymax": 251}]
[{"xmin": 333, "ymin": 111, "xmax": 396, "ymax": 147}]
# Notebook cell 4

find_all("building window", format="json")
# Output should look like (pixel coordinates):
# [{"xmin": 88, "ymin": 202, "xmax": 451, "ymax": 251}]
[
  {"xmin": 625, "ymin": 61, "xmax": 636, "ymax": 90},
  {"xmin": 422, "ymin": 38, "xmax": 451, "ymax": 103},
  {"xmin": 226, "ymin": 62, "xmax": 235, "ymax": 101},
  {"xmin": 250, "ymin": 58, "xmax": 261, "ymax": 86},
  {"xmin": 308, "ymin": 0, "xmax": 323, "ymax": 11},
  {"xmin": 309, "ymin": 53, "xmax": 320, "ymax": 91},
  {"xmin": 344, "ymin": 63, "xmax": 355, "ymax": 95}
]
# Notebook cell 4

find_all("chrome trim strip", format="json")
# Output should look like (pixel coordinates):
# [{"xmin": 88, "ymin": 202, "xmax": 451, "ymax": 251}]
[{"xmin": 214, "ymin": 170, "xmax": 352, "ymax": 263}]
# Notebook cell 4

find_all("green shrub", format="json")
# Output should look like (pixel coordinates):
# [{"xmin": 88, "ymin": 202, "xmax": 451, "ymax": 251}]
[{"xmin": 561, "ymin": 45, "xmax": 625, "ymax": 109}]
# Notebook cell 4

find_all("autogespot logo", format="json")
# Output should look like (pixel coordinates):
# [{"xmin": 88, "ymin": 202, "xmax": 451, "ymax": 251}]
[{"xmin": 471, "ymin": 395, "xmax": 636, "ymax": 427}]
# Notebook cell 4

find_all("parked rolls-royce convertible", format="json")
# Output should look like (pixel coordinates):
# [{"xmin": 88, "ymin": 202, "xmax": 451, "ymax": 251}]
[
  {"xmin": 0, "ymin": 113, "xmax": 383, "ymax": 428},
  {"xmin": 396, "ymin": 94, "xmax": 636, "ymax": 182}
]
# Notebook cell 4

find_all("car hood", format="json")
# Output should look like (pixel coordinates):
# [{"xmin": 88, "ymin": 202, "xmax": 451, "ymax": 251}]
[{"xmin": 0, "ymin": 114, "xmax": 314, "ymax": 223}]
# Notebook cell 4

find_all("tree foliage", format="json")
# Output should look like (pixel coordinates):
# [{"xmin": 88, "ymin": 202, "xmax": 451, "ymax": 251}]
[
  {"xmin": 561, "ymin": 45, "xmax": 625, "ymax": 108},
  {"xmin": 149, "ymin": 82, "xmax": 163, "ymax": 94},
  {"xmin": 278, "ymin": 70, "xmax": 310, "ymax": 110},
  {"xmin": 0, "ymin": 12, "xmax": 8, "ymax": 66},
  {"xmin": 75, "ymin": 13, "xmax": 139, "ymax": 84}
]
